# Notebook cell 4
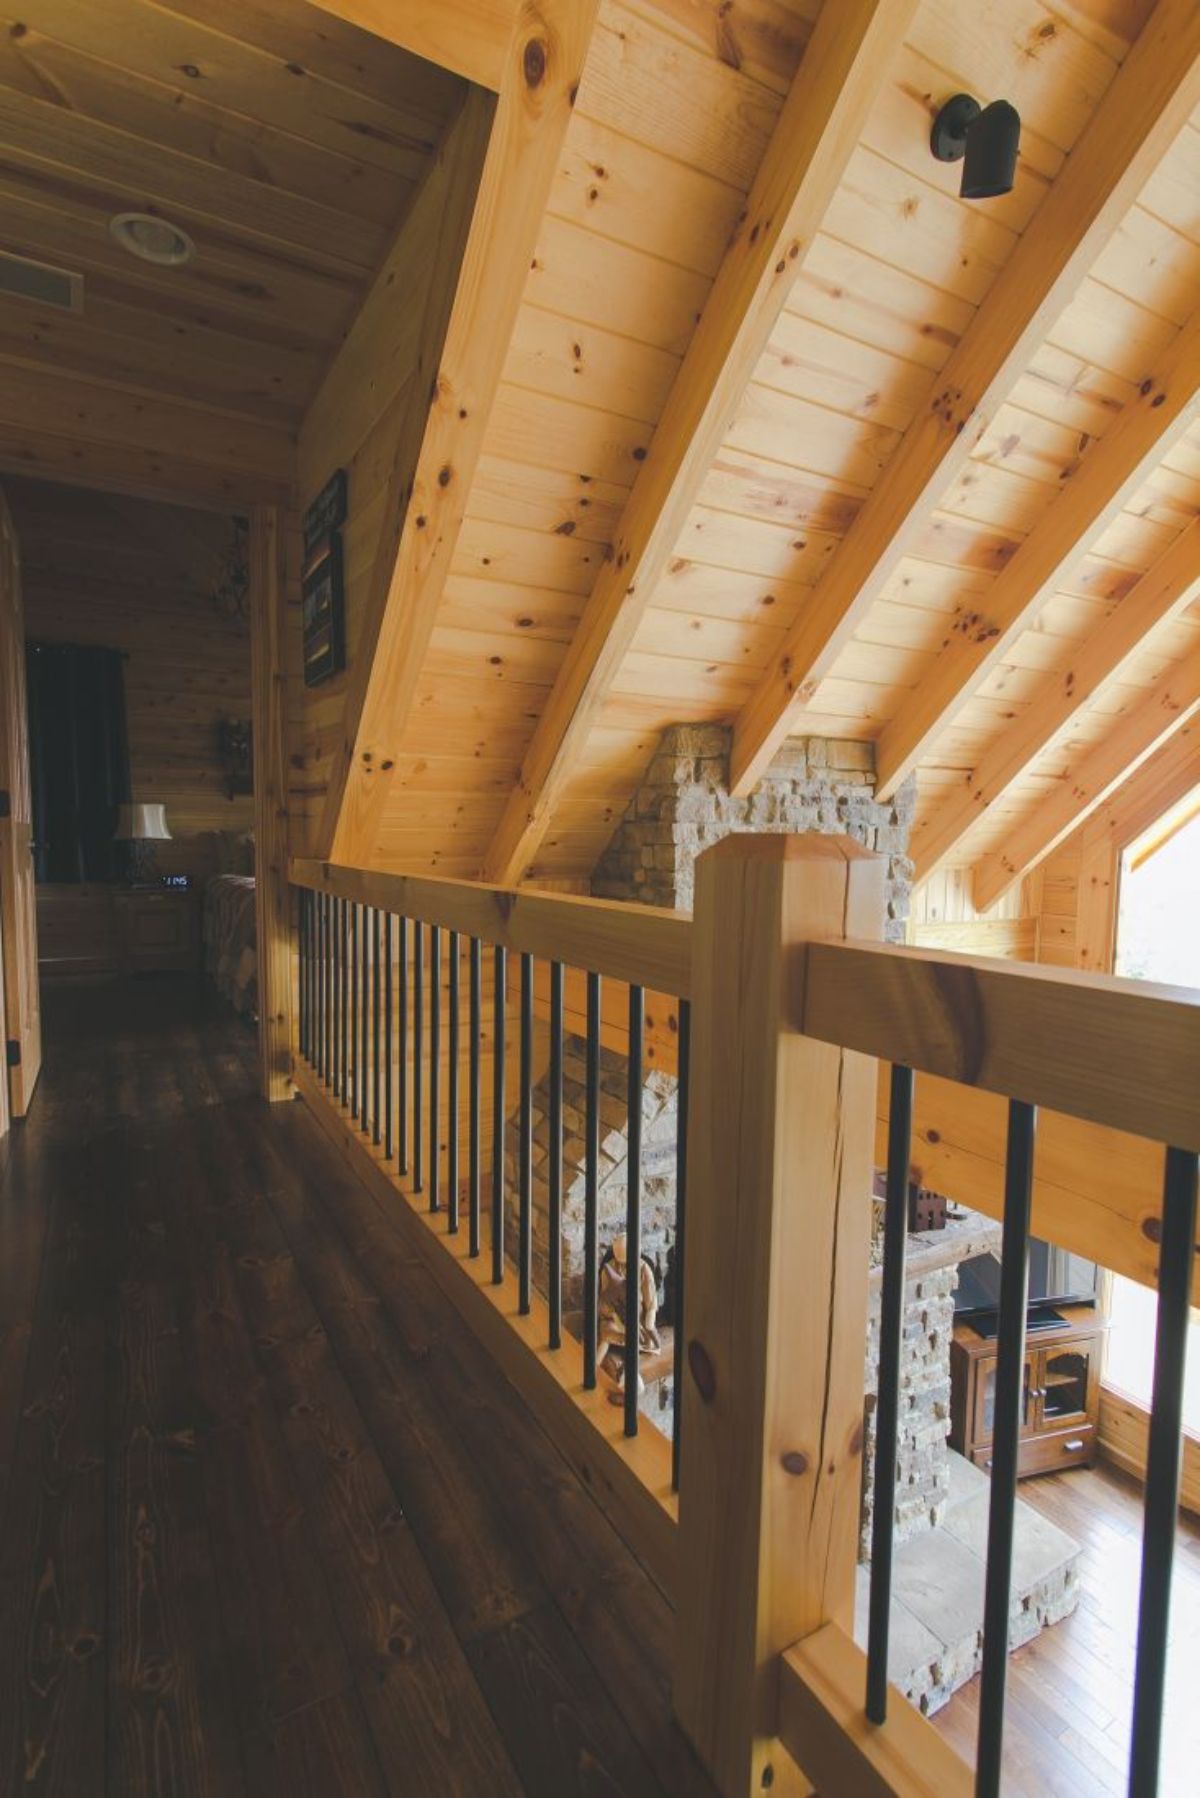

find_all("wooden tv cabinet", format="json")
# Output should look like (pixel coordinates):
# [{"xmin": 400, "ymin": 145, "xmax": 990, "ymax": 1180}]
[{"xmin": 950, "ymin": 1303, "xmax": 1106, "ymax": 1478}]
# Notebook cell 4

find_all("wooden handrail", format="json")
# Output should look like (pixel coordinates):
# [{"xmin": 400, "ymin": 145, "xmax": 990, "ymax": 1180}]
[
  {"xmin": 803, "ymin": 939, "xmax": 1200, "ymax": 1151},
  {"xmin": 290, "ymin": 857, "xmax": 693, "ymax": 999}
]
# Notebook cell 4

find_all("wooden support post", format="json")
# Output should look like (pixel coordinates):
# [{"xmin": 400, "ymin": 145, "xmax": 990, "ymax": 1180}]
[
  {"xmin": 675, "ymin": 834, "xmax": 885, "ymax": 1796},
  {"xmin": 250, "ymin": 505, "xmax": 294, "ymax": 1101}
]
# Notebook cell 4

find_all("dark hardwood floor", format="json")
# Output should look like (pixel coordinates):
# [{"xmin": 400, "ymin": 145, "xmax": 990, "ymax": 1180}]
[{"xmin": 0, "ymin": 978, "xmax": 715, "ymax": 1797}]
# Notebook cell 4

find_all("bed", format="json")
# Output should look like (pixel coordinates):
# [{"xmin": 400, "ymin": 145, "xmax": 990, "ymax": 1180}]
[{"xmin": 202, "ymin": 832, "xmax": 257, "ymax": 1018}]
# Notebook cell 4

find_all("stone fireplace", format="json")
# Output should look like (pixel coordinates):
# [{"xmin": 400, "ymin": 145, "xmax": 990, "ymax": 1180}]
[{"xmin": 504, "ymin": 722, "xmax": 1080, "ymax": 1713}]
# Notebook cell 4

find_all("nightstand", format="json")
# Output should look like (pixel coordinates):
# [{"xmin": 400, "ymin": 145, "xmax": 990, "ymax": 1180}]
[{"xmin": 113, "ymin": 886, "xmax": 201, "ymax": 973}]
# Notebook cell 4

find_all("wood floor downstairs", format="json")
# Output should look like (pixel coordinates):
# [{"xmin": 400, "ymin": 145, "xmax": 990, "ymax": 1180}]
[{"xmin": 0, "ymin": 979, "xmax": 716, "ymax": 1797}]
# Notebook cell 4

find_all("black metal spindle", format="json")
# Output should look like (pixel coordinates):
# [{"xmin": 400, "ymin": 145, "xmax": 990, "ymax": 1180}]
[
  {"xmin": 429, "ymin": 925, "xmax": 441, "ymax": 1213},
  {"xmin": 372, "ymin": 907, "xmax": 381, "ymax": 1145},
  {"xmin": 583, "ymin": 971, "xmax": 601, "ymax": 1390},
  {"xmin": 671, "ymin": 998, "xmax": 691, "ymax": 1493},
  {"xmin": 384, "ymin": 912, "xmax": 394, "ymax": 1160},
  {"xmin": 624, "ymin": 984, "xmax": 644, "ymax": 1439},
  {"xmin": 330, "ymin": 897, "xmax": 338, "ymax": 1092},
  {"xmin": 413, "ymin": 921, "xmax": 424, "ymax": 1193},
  {"xmin": 469, "ymin": 937, "xmax": 482, "ymax": 1257},
  {"xmin": 352, "ymin": 899, "xmax": 361, "ymax": 1107},
  {"xmin": 323, "ymin": 893, "xmax": 332, "ymax": 1084},
  {"xmin": 448, "ymin": 932, "xmax": 460, "ymax": 1233},
  {"xmin": 1128, "ymin": 1145, "xmax": 1199, "ymax": 1798},
  {"xmin": 976, "ymin": 1099, "xmax": 1037, "ymax": 1798},
  {"xmin": 398, "ymin": 916, "xmax": 409, "ymax": 1174},
  {"xmin": 492, "ymin": 944, "xmax": 507, "ymax": 1285},
  {"xmin": 299, "ymin": 890, "xmax": 309, "ymax": 1061},
  {"xmin": 360, "ymin": 902, "xmax": 370, "ymax": 1131},
  {"xmin": 548, "ymin": 961, "xmax": 564, "ymax": 1350},
  {"xmin": 338, "ymin": 897, "xmax": 349, "ymax": 1103},
  {"xmin": 305, "ymin": 891, "xmax": 314, "ymax": 1064},
  {"xmin": 866, "ymin": 1062, "xmax": 916, "ymax": 1726},
  {"xmin": 519, "ymin": 953, "xmax": 534, "ymax": 1314}
]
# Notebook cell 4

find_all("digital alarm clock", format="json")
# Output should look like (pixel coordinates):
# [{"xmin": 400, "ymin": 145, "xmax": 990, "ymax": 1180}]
[{"xmin": 161, "ymin": 874, "xmax": 190, "ymax": 890}]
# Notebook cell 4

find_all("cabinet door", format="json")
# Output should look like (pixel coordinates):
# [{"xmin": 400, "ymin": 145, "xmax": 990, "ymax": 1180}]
[
  {"xmin": 1036, "ymin": 1339, "xmax": 1098, "ymax": 1431},
  {"xmin": 973, "ymin": 1351, "xmax": 1035, "ymax": 1445}
]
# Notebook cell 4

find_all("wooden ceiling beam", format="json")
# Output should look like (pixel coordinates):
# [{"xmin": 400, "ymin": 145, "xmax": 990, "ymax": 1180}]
[
  {"xmin": 480, "ymin": 0, "xmax": 920, "ymax": 887},
  {"xmin": 971, "ymin": 647, "xmax": 1200, "ymax": 912},
  {"xmin": 874, "ymin": 308, "xmax": 1200, "ymax": 801},
  {"xmin": 321, "ymin": 0, "xmax": 599, "ymax": 866},
  {"xmin": 308, "ymin": 0, "xmax": 521, "ymax": 90},
  {"xmin": 729, "ymin": 0, "xmax": 1200, "ymax": 798},
  {"xmin": 910, "ymin": 516, "xmax": 1200, "ymax": 886}
]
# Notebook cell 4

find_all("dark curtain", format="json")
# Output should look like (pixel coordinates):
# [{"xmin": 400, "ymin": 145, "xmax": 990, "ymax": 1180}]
[{"xmin": 26, "ymin": 642, "xmax": 131, "ymax": 883}]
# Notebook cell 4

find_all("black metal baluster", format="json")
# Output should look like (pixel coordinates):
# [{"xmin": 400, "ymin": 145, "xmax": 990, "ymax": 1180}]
[
  {"xmin": 672, "ymin": 998, "xmax": 690, "ymax": 1493},
  {"xmin": 583, "ymin": 971, "xmax": 601, "ymax": 1390},
  {"xmin": 548, "ymin": 961, "xmax": 564, "ymax": 1350},
  {"xmin": 429, "ymin": 925, "xmax": 441, "ymax": 1213},
  {"xmin": 349, "ymin": 901, "xmax": 359, "ymax": 1117},
  {"xmin": 360, "ymin": 902, "xmax": 370, "ymax": 1131},
  {"xmin": 492, "ymin": 944, "xmax": 507, "ymax": 1285},
  {"xmin": 338, "ymin": 897, "xmax": 349, "ymax": 1103},
  {"xmin": 398, "ymin": 916, "xmax": 409, "ymax": 1175},
  {"xmin": 330, "ymin": 896, "xmax": 339, "ymax": 1093},
  {"xmin": 413, "ymin": 921, "xmax": 424, "ymax": 1193},
  {"xmin": 519, "ymin": 953, "xmax": 534, "ymax": 1315},
  {"xmin": 448, "ymin": 932, "xmax": 460, "ymax": 1234},
  {"xmin": 304, "ymin": 891, "xmax": 314, "ymax": 1065},
  {"xmin": 866, "ymin": 1062, "xmax": 916, "ymax": 1725},
  {"xmin": 625, "ymin": 984, "xmax": 644, "ymax": 1439},
  {"xmin": 1129, "ymin": 1145, "xmax": 1199, "ymax": 1798},
  {"xmin": 384, "ymin": 912, "xmax": 394, "ymax": 1160},
  {"xmin": 299, "ymin": 890, "xmax": 309, "ymax": 1061},
  {"xmin": 469, "ymin": 937, "xmax": 481, "ymax": 1257},
  {"xmin": 372, "ymin": 907, "xmax": 382, "ymax": 1145},
  {"xmin": 976, "ymin": 1099, "xmax": 1037, "ymax": 1798},
  {"xmin": 323, "ymin": 894, "xmax": 332, "ymax": 1085}
]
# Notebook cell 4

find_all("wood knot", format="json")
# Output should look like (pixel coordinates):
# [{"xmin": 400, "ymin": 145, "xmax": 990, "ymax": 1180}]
[
  {"xmin": 437, "ymin": 465, "xmax": 452, "ymax": 487},
  {"xmin": 523, "ymin": 37, "xmax": 547, "ymax": 86},
  {"xmin": 688, "ymin": 1338, "xmax": 716, "ymax": 1404},
  {"xmin": 1142, "ymin": 1216, "xmax": 1162, "ymax": 1243},
  {"xmin": 779, "ymin": 1449, "xmax": 808, "ymax": 1476}
]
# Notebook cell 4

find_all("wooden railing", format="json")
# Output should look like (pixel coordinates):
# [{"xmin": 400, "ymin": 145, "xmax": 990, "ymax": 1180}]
[{"xmin": 288, "ymin": 838, "xmax": 1199, "ymax": 1797}]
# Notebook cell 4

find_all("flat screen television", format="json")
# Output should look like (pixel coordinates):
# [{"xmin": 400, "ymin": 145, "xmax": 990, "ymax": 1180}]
[{"xmin": 955, "ymin": 1240, "xmax": 1098, "ymax": 1319}]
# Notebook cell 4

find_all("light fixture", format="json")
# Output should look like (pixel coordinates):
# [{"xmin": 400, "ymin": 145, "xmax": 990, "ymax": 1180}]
[
  {"xmin": 930, "ymin": 93, "xmax": 1021, "ymax": 199},
  {"xmin": 115, "ymin": 802, "xmax": 172, "ymax": 885},
  {"xmin": 110, "ymin": 211, "xmax": 196, "ymax": 267}
]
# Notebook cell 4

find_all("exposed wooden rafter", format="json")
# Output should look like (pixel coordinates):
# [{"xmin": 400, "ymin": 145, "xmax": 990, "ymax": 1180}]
[
  {"xmin": 309, "ymin": 0, "xmax": 520, "ymax": 90},
  {"xmin": 481, "ymin": 0, "xmax": 921, "ymax": 887},
  {"xmin": 728, "ymin": 0, "xmax": 1200, "ymax": 797},
  {"xmin": 972, "ymin": 648, "xmax": 1200, "ymax": 910},
  {"xmin": 320, "ymin": 0, "xmax": 600, "ymax": 865},
  {"xmin": 911, "ymin": 518, "xmax": 1200, "ymax": 883},
  {"xmin": 875, "ymin": 308, "xmax": 1200, "ymax": 800}
]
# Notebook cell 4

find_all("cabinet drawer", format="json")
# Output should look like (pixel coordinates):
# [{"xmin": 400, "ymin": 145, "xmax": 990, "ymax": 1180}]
[{"xmin": 972, "ymin": 1423, "xmax": 1096, "ymax": 1478}]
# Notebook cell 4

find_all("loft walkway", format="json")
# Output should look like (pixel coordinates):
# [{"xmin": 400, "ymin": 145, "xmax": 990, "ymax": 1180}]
[{"xmin": 0, "ymin": 978, "xmax": 716, "ymax": 1797}]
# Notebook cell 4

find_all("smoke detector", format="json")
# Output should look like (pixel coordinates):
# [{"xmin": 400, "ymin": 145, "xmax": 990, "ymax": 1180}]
[{"xmin": 110, "ymin": 212, "xmax": 196, "ymax": 267}]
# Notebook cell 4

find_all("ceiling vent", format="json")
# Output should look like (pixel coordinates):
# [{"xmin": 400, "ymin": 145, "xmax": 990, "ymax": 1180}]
[{"xmin": 0, "ymin": 250, "xmax": 83, "ymax": 313}]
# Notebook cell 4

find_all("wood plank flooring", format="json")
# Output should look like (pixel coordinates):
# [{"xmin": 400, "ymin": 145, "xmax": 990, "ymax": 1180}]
[
  {"xmin": 0, "ymin": 978, "xmax": 716, "ymax": 1797},
  {"xmin": 931, "ymin": 1445, "xmax": 1200, "ymax": 1795}
]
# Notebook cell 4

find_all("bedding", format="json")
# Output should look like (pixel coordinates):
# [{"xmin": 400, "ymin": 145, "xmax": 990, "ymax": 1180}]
[{"xmin": 204, "ymin": 873, "xmax": 257, "ymax": 1018}]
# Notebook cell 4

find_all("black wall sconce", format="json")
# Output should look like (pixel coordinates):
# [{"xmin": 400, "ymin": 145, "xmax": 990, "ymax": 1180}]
[{"xmin": 931, "ymin": 94, "xmax": 1021, "ymax": 198}]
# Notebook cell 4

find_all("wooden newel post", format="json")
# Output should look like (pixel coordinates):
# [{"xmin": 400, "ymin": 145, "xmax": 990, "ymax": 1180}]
[{"xmin": 674, "ymin": 833, "xmax": 886, "ymax": 1795}]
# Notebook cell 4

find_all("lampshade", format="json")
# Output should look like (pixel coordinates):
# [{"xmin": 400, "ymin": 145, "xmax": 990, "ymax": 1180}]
[{"xmin": 115, "ymin": 802, "xmax": 172, "ymax": 842}]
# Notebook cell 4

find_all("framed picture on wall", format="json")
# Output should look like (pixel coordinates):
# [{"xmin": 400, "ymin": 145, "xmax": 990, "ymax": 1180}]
[{"xmin": 302, "ymin": 531, "xmax": 345, "ymax": 687}]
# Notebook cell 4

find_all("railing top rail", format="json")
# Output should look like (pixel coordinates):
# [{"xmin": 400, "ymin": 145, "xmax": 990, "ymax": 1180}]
[
  {"xmin": 802, "ymin": 938, "xmax": 1200, "ymax": 1151},
  {"xmin": 290, "ymin": 857, "xmax": 693, "ymax": 998}
]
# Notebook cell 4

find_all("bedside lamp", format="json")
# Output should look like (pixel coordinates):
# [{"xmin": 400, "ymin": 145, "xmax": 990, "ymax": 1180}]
[{"xmin": 115, "ymin": 802, "xmax": 172, "ymax": 885}]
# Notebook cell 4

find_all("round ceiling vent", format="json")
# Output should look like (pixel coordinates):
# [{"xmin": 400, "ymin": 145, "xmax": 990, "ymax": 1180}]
[{"xmin": 109, "ymin": 212, "xmax": 196, "ymax": 267}]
